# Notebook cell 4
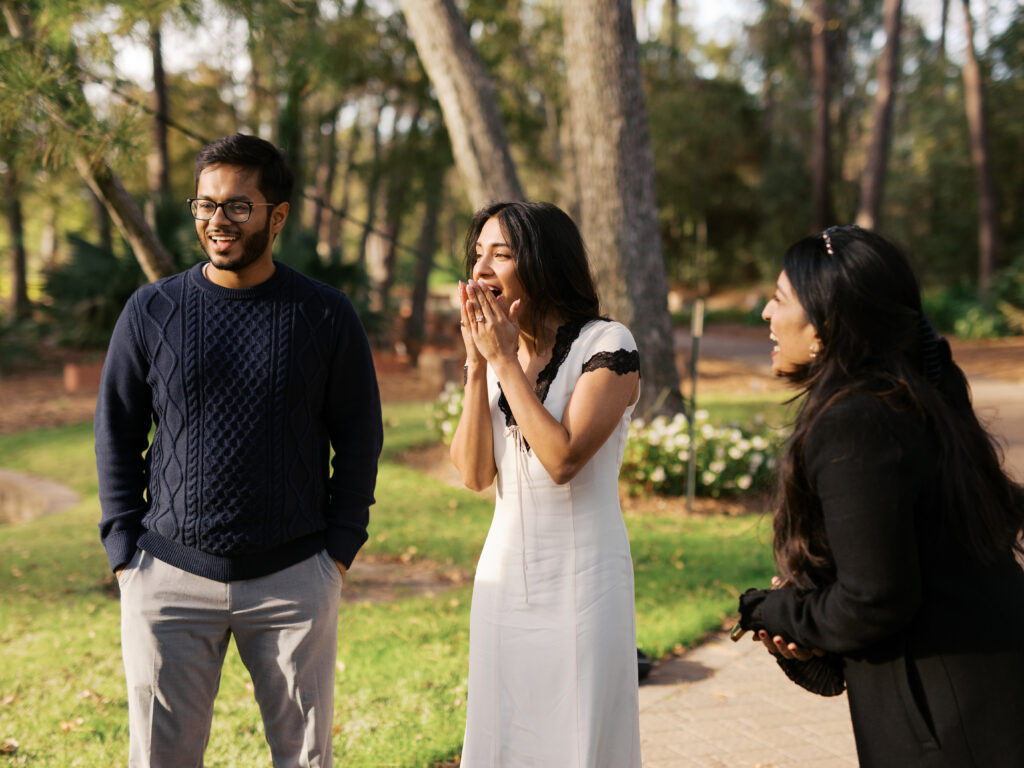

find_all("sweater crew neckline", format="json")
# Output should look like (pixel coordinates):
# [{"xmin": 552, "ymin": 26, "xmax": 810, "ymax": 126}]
[{"xmin": 189, "ymin": 260, "xmax": 292, "ymax": 300}]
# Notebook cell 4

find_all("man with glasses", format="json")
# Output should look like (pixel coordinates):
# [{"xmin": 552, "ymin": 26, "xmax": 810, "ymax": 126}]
[{"xmin": 95, "ymin": 133, "xmax": 382, "ymax": 767}]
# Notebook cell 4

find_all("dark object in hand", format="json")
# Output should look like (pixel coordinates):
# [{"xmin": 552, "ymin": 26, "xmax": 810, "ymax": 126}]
[{"xmin": 775, "ymin": 653, "xmax": 846, "ymax": 697}]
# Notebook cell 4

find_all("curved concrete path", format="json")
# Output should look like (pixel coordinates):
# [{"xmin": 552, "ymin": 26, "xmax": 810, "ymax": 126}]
[{"xmin": 640, "ymin": 330, "xmax": 1023, "ymax": 767}]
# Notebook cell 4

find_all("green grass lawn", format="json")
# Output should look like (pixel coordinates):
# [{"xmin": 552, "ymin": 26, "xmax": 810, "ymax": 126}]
[{"xmin": 0, "ymin": 399, "xmax": 776, "ymax": 767}]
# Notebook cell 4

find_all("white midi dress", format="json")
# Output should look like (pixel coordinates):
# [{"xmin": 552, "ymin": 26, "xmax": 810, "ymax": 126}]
[{"xmin": 461, "ymin": 318, "xmax": 643, "ymax": 768}]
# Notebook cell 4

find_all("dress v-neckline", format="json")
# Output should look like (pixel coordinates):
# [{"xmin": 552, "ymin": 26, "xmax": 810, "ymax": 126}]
[{"xmin": 496, "ymin": 318, "xmax": 591, "ymax": 435}]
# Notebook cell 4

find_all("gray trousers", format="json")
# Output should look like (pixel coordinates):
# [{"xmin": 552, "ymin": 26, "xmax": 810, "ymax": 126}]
[{"xmin": 118, "ymin": 549, "xmax": 343, "ymax": 768}]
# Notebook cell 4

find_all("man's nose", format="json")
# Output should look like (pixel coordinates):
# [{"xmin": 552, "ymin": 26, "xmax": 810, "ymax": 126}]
[{"xmin": 210, "ymin": 204, "xmax": 232, "ymax": 224}]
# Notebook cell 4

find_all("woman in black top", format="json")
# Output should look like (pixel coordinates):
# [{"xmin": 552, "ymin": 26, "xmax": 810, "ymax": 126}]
[{"xmin": 737, "ymin": 226, "xmax": 1024, "ymax": 767}]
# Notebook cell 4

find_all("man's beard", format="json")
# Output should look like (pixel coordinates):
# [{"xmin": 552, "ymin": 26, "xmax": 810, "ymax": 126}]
[{"xmin": 203, "ymin": 215, "xmax": 272, "ymax": 272}]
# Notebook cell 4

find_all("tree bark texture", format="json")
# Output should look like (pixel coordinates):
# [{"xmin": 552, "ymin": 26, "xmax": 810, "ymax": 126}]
[
  {"xmin": 399, "ymin": 0, "xmax": 524, "ymax": 208},
  {"xmin": 562, "ymin": 0, "xmax": 683, "ymax": 416},
  {"xmin": 148, "ymin": 24, "xmax": 171, "ymax": 203},
  {"xmin": 855, "ymin": 0, "xmax": 902, "ymax": 230},
  {"xmin": 75, "ymin": 154, "xmax": 176, "ymax": 282},
  {"xmin": 3, "ymin": 163, "xmax": 30, "ymax": 320},
  {"xmin": 90, "ymin": 188, "xmax": 113, "ymax": 255},
  {"xmin": 357, "ymin": 101, "xmax": 386, "ymax": 274},
  {"xmin": 312, "ymin": 113, "xmax": 338, "ymax": 252},
  {"xmin": 959, "ymin": 0, "xmax": 998, "ymax": 299},
  {"xmin": 810, "ymin": 0, "xmax": 831, "ymax": 233},
  {"xmin": 406, "ymin": 166, "xmax": 445, "ymax": 366}
]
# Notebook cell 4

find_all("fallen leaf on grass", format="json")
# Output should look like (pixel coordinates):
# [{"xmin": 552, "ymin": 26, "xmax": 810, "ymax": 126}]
[
  {"xmin": 0, "ymin": 738, "xmax": 17, "ymax": 754},
  {"xmin": 59, "ymin": 718, "xmax": 84, "ymax": 733}
]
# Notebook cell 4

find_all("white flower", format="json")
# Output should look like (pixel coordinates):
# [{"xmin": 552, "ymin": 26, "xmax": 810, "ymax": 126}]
[
  {"xmin": 728, "ymin": 446, "xmax": 744, "ymax": 460},
  {"xmin": 651, "ymin": 466, "xmax": 666, "ymax": 483},
  {"xmin": 751, "ymin": 435, "xmax": 768, "ymax": 450},
  {"xmin": 441, "ymin": 421, "xmax": 453, "ymax": 435},
  {"xmin": 702, "ymin": 471, "xmax": 716, "ymax": 485},
  {"xmin": 701, "ymin": 424, "xmax": 716, "ymax": 439},
  {"xmin": 695, "ymin": 409, "xmax": 709, "ymax": 422},
  {"xmin": 737, "ymin": 475, "xmax": 753, "ymax": 490},
  {"xmin": 676, "ymin": 450, "xmax": 690, "ymax": 462},
  {"xmin": 710, "ymin": 460, "xmax": 726, "ymax": 473}
]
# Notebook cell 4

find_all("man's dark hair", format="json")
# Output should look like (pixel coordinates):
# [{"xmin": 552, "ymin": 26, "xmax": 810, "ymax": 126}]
[{"xmin": 194, "ymin": 133, "xmax": 294, "ymax": 205}]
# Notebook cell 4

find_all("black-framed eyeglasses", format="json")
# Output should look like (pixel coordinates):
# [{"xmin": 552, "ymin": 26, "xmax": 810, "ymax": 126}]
[{"xmin": 188, "ymin": 198, "xmax": 277, "ymax": 223}]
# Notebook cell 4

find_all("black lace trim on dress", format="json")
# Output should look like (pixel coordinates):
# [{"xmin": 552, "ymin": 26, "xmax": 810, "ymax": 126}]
[
  {"xmin": 496, "ymin": 318, "xmax": 593, "ymax": 448},
  {"xmin": 581, "ymin": 348, "xmax": 639, "ymax": 376}
]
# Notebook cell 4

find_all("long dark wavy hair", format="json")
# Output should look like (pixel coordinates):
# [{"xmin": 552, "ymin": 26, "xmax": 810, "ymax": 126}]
[
  {"xmin": 464, "ymin": 201, "xmax": 602, "ymax": 349},
  {"xmin": 773, "ymin": 225, "xmax": 1023, "ymax": 588}
]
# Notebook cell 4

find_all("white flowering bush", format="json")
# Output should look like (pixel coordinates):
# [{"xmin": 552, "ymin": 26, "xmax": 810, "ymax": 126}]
[
  {"xmin": 429, "ymin": 385, "xmax": 787, "ymax": 499},
  {"xmin": 622, "ymin": 409, "xmax": 786, "ymax": 498},
  {"xmin": 428, "ymin": 381, "xmax": 465, "ymax": 443}
]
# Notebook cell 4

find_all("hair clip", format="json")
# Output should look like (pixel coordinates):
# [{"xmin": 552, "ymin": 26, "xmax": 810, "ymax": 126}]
[{"xmin": 821, "ymin": 229, "xmax": 835, "ymax": 256}]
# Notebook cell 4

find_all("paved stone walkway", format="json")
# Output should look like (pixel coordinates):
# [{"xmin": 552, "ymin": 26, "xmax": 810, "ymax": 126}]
[{"xmin": 639, "ymin": 632, "xmax": 858, "ymax": 768}]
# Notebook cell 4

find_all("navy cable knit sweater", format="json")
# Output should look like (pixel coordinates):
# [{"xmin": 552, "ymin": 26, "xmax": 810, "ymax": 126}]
[{"xmin": 95, "ymin": 261, "xmax": 382, "ymax": 582}]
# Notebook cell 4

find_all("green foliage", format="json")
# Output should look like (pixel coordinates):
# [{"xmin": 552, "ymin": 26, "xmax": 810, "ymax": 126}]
[
  {"xmin": 647, "ymin": 70, "xmax": 767, "ymax": 286},
  {"xmin": 42, "ymin": 235, "xmax": 145, "ymax": 348},
  {"xmin": 623, "ymin": 410, "xmax": 787, "ymax": 499},
  {"xmin": 0, "ymin": 318, "xmax": 42, "ymax": 376},
  {"xmin": 0, "ymin": 409, "xmax": 776, "ymax": 765},
  {"xmin": 923, "ymin": 256, "xmax": 1024, "ymax": 338}
]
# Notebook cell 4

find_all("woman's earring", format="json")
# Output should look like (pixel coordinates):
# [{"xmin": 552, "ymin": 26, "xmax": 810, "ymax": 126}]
[{"xmin": 809, "ymin": 343, "xmax": 819, "ymax": 359}]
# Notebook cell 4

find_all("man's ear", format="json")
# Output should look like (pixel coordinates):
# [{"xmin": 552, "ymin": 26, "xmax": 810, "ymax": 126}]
[{"xmin": 270, "ymin": 202, "xmax": 290, "ymax": 235}]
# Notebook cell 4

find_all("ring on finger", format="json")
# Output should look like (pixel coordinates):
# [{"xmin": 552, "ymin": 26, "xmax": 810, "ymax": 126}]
[{"xmin": 475, "ymin": 315, "xmax": 485, "ymax": 322}]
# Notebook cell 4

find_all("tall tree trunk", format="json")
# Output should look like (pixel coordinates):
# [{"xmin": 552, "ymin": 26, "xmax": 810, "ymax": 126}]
[
  {"xmin": 810, "ymin": 0, "xmax": 832, "ymax": 232},
  {"xmin": 563, "ymin": 0, "xmax": 684, "ymax": 416},
  {"xmin": 90, "ymin": 187, "xmax": 113, "ymax": 255},
  {"xmin": 277, "ymin": 71, "xmax": 308, "ymax": 226},
  {"xmin": 855, "ymin": 0, "xmax": 902, "ymax": 230},
  {"xmin": 3, "ymin": 162, "xmax": 30, "ymax": 320},
  {"xmin": 75, "ymin": 154, "xmax": 176, "ymax": 281},
  {"xmin": 406, "ymin": 165, "xmax": 445, "ymax": 367},
  {"xmin": 146, "ymin": 21, "xmax": 171, "ymax": 228},
  {"xmin": 662, "ymin": 0, "xmax": 680, "ymax": 62},
  {"xmin": 332, "ymin": 115, "xmax": 363, "ymax": 264},
  {"xmin": 357, "ymin": 100, "xmax": 386, "ymax": 277},
  {"xmin": 960, "ymin": 0, "xmax": 998, "ymax": 300},
  {"xmin": 312, "ymin": 112, "xmax": 338, "ymax": 255},
  {"xmin": 378, "ymin": 111, "xmax": 421, "ymax": 313},
  {"xmin": 399, "ymin": 0, "xmax": 524, "ymax": 207},
  {"xmin": 40, "ymin": 205, "xmax": 58, "ymax": 266},
  {"xmin": 938, "ymin": 0, "xmax": 949, "ymax": 61}
]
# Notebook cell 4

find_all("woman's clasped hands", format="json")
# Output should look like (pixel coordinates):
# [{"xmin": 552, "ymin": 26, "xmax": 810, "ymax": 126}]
[{"xmin": 459, "ymin": 279, "xmax": 521, "ymax": 366}]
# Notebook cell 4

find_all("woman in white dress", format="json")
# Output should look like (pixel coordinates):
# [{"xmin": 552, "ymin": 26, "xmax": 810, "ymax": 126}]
[{"xmin": 451, "ymin": 201, "xmax": 643, "ymax": 767}]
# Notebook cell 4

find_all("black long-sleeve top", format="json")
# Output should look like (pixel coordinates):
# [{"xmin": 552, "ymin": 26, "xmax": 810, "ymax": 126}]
[
  {"xmin": 95, "ymin": 261, "xmax": 382, "ymax": 582},
  {"xmin": 740, "ymin": 392, "xmax": 1024, "ymax": 767}
]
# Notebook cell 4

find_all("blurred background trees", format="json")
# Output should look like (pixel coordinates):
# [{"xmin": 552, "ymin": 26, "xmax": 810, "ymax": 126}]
[{"xmin": 1, "ymin": 0, "xmax": 1021, "ymax": 394}]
